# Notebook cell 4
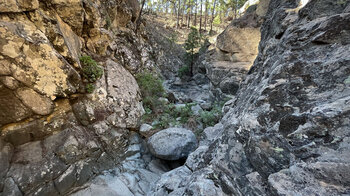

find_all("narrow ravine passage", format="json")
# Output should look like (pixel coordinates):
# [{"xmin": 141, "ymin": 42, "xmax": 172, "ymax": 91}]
[
  {"xmin": 70, "ymin": 12, "xmax": 231, "ymax": 195},
  {"xmin": 2, "ymin": 0, "xmax": 349, "ymax": 195}
]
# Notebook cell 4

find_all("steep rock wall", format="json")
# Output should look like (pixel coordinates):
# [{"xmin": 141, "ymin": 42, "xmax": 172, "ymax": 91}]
[
  {"xmin": 151, "ymin": 0, "xmax": 350, "ymax": 195},
  {"xmin": 0, "ymin": 0, "xmax": 157, "ymax": 195}
]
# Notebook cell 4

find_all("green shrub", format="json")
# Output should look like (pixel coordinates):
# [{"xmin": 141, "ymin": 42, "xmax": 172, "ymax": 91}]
[
  {"xmin": 337, "ymin": 0, "xmax": 347, "ymax": 5},
  {"xmin": 199, "ymin": 100, "xmax": 226, "ymax": 128},
  {"xmin": 154, "ymin": 113, "xmax": 174, "ymax": 129},
  {"xmin": 150, "ymin": 103, "xmax": 195, "ymax": 129},
  {"xmin": 184, "ymin": 27, "xmax": 201, "ymax": 52},
  {"xmin": 174, "ymin": 103, "xmax": 195, "ymax": 124},
  {"xmin": 136, "ymin": 72, "xmax": 165, "ymax": 112},
  {"xmin": 199, "ymin": 110, "xmax": 219, "ymax": 127},
  {"xmin": 213, "ymin": 15, "xmax": 221, "ymax": 25},
  {"xmin": 85, "ymin": 83, "xmax": 95, "ymax": 94},
  {"xmin": 178, "ymin": 65, "xmax": 190, "ymax": 78},
  {"xmin": 136, "ymin": 72, "xmax": 164, "ymax": 98},
  {"xmin": 345, "ymin": 76, "xmax": 350, "ymax": 84},
  {"xmin": 80, "ymin": 56, "xmax": 103, "ymax": 83}
]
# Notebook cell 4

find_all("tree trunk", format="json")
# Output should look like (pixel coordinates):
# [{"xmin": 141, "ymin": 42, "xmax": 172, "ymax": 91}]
[
  {"xmin": 234, "ymin": 0, "xmax": 238, "ymax": 19},
  {"xmin": 194, "ymin": 0, "xmax": 197, "ymax": 26},
  {"xmin": 182, "ymin": 0, "xmax": 186, "ymax": 26},
  {"xmin": 187, "ymin": 0, "xmax": 191, "ymax": 28},
  {"xmin": 199, "ymin": 0, "xmax": 203, "ymax": 31},
  {"xmin": 190, "ymin": 47, "xmax": 194, "ymax": 76},
  {"xmin": 135, "ymin": 0, "xmax": 146, "ymax": 33},
  {"xmin": 173, "ymin": 1, "xmax": 177, "ymax": 17},
  {"xmin": 176, "ymin": 0, "xmax": 181, "ymax": 28},
  {"xmin": 204, "ymin": 0, "xmax": 208, "ymax": 30},
  {"xmin": 165, "ymin": 2, "xmax": 169, "ymax": 15},
  {"xmin": 210, "ymin": 0, "xmax": 217, "ymax": 34}
]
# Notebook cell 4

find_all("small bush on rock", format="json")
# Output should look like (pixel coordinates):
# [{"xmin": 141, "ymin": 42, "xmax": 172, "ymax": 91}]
[
  {"xmin": 80, "ymin": 55, "xmax": 103, "ymax": 94},
  {"xmin": 199, "ymin": 110, "xmax": 219, "ymax": 127},
  {"xmin": 136, "ymin": 72, "xmax": 165, "ymax": 111},
  {"xmin": 80, "ymin": 56, "xmax": 103, "ymax": 83},
  {"xmin": 199, "ymin": 100, "xmax": 227, "ymax": 128},
  {"xmin": 85, "ymin": 83, "xmax": 95, "ymax": 94}
]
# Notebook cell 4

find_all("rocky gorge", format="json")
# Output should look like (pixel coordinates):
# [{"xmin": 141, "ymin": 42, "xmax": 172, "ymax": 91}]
[{"xmin": 1, "ymin": 0, "xmax": 350, "ymax": 196}]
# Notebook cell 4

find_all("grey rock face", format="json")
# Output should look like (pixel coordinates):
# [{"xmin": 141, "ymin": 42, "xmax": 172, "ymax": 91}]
[
  {"xmin": 140, "ymin": 124, "xmax": 154, "ymax": 137},
  {"xmin": 193, "ymin": 73, "xmax": 209, "ymax": 85},
  {"xmin": 2, "ymin": 178, "xmax": 22, "ymax": 196},
  {"xmin": 206, "ymin": 60, "xmax": 250, "ymax": 96},
  {"xmin": 1, "ymin": 123, "xmax": 129, "ymax": 196},
  {"xmin": 71, "ymin": 133, "xmax": 169, "ymax": 196},
  {"xmin": 164, "ymin": 79, "xmax": 214, "ymax": 105},
  {"xmin": 147, "ymin": 128, "xmax": 197, "ymax": 161},
  {"xmin": 0, "ymin": 140, "xmax": 13, "ymax": 191},
  {"xmin": 149, "ymin": 166, "xmax": 192, "ymax": 196},
  {"xmin": 151, "ymin": 0, "xmax": 350, "ymax": 195}
]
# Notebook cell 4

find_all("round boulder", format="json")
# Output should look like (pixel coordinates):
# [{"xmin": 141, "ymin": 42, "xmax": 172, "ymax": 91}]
[{"xmin": 147, "ymin": 128, "xmax": 197, "ymax": 161}]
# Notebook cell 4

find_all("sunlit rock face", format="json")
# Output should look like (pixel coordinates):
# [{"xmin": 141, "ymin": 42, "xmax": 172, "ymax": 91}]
[
  {"xmin": 150, "ymin": 0, "xmax": 350, "ymax": 195},
  {"xmin": 194, "ymin": 0, "xmax": 269, "ymax": 98},
  {"xmin": 0, "ymin": 0, "xmax": 149, "ymax": 195}
]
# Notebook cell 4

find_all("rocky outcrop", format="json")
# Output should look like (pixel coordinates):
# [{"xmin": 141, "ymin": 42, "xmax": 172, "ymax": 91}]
[
  {"xmin": 195, "ymin": 0, "xmax": 270, "ymax": 98},
  {"xmin": 151, "ymin": 0, "xmax": 350, "ymax": 195},
  {"xmin": 0, "ymin": 0, "xmax": 152, "ymax": 195}
]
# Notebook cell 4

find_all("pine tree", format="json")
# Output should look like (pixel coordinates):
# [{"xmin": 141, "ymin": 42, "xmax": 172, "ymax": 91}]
[{"xmin": 184, "ymin": 27, "xmax": 201, "ymax": 76}]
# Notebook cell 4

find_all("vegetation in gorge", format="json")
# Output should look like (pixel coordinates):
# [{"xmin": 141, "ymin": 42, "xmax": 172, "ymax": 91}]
[
  {"xmin": 80, "ymin": 55, "xmax": 103, "ymax": 93},
  {"xmin": 136, "ymin": 0, "xmax": 249, "ymax": 133},
  {"xmin": 135, "ymin": 71, "xmax": 165, "ymax": 111},
  {"xmin": 136, "ymin": 71, "xmax": 226, "ymax": 133},
  {"xmin": 184, "ymin": 27, "xmax": 201, "ymax": 76},
  {"xmin": 178, "ymin": 65, "xmax": 191, "ymax": 78},
  {"xmin": 180, "ymin": 27, "xmax": 209, "ymax": 78},
  {"xmin": 199, "ymin": 101, "xmax": 223, "ymax": 127}
]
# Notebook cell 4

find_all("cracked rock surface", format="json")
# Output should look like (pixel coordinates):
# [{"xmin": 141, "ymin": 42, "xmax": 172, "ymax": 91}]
[{"xmin": 149, "ymin": 0, "xmax": 350, "ymax": 195}]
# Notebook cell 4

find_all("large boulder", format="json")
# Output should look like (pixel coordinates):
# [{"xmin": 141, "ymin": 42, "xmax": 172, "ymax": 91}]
[
  {"xmin": 196, "ymin": 0, "xmax": 267, "ymax": 98},
  {"xmin": 216, "ymin": 27, "xmax": 260, "ymax": 63},
  {"xmin": 147, "ymin": 128, "xmax": 197, "ymax": 161}
]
